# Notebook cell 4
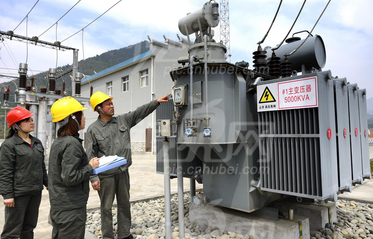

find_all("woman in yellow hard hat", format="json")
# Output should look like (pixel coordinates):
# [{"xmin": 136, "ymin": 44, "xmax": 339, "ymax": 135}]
[
  {"xmin": 48, "ymin": 97, "xmax": 99, "ymax": 239},
  {"xmin": 0, "ymin": 106, "xmax": 48, "ymax": 238}
]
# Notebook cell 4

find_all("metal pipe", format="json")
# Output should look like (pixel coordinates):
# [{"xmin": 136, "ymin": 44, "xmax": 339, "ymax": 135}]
[
  {"xmin": 190, "ymin": 179, "xmax": 196, "ymax": 200},
  {"xmin": 47, "ymin": 104, "xmax": 53, "ymax": 158},
  {"xmin": 289, "ymin": 209, "xmax": 294, "ymax": 220},
  {"xmin": 204, "ymin": 35, "xmax": 209, "ymax": 118},
  {"xmin": 29, "ymin": 105, "xmax": 38, "ymax": 138},
  {"xmin": 163, "ymin": 139, "xmax": 172, "ymax": 239},
  {"xmin": 37, "ymin": 99, "xmax": 48, "ymax": 156},
  {"xmin": 3, "ymin": 108, "xmax": 6, "ymax": 139},
  {"xmin": 176, "ymin": 143, "xmax": 185, "ymax": 238},
  {"xmin": 151, "ymin": 56, "xmax": 155, "ymax": 155},
  {"xmin": 190, "ymin": 55, "xmax": 195, "ymax": 118}
]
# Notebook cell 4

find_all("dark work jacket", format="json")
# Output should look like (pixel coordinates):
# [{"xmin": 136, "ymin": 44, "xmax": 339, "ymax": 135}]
[
  {"xmin": 48, "ymin": 135, "xmax": 92, "ymax": 210},
  {"xmin": 86, "ymin": 100, "xmax": 159, "ymax": 182},
  {"xmin": 0, "ymin": 134, "xmax": 48, "ymax": 199}
]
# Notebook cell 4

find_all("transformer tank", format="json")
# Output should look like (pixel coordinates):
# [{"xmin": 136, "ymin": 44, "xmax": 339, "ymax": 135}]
[
  {"xmin": 156, "ymin": 1, "xmax": 370, "ymax": 214},
  {"xmin": 157, "ymin": 36, "xmax": 283, "ymax": 212}
]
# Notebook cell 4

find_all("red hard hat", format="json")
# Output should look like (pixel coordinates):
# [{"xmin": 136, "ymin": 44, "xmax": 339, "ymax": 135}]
[{"xmin": 6, "ymin": 106, "xmax": 34, "ymax": 128}]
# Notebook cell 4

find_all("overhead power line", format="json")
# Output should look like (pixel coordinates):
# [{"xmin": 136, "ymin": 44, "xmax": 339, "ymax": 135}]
[
  {"xmin": 0, "ymin": 67, "xmax": 44, "ymax": 72},
  {"xmin": 272, "ymin": 0, "xmax": 307, "ymax": 51},
  {"xmin": 61, "ymin": 0, "xmax": 122, "ymax": 43},
  {"xmin": 2, "ymin": 41, "xmax": 18, "ymax": 68},
  {"xmin": 38, "ymin": 0, "xmax": 81, "ymax": 38},
  {"xmin": 13, "ymin": 0, "xmax": 40, "ymax": 32},
  {"xmin": 0, "ymin": 74, "xmax": 19, "ymax": 79},
  {"xmin": 257, "ymin": 0, "xmax": 283, "ymax": 45},
  {"xmin": 288, "ymin": 0, "xmax": 331, "ymax": 56}
]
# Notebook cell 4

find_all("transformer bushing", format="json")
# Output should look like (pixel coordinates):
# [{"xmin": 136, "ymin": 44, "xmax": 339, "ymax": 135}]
[
  {"xmin": 267, "ymin": 51, "xmax": 281, "ymax": 79},
  {"xmin": 17, "ymin": 63, "xmax": 28, "ymax": 105},
  {"xmin": 252, "ymin": 45, "xmax": 268, "ymax": 75},
  {"xmin": 280, "ymin": 56, "xmax": 293, "ymax": 78}
]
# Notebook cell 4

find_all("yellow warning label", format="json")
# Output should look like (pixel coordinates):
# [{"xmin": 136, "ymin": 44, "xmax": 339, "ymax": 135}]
[{"xmin": 259, "ymin": 87, "xmax": 276, "ymax": 103}]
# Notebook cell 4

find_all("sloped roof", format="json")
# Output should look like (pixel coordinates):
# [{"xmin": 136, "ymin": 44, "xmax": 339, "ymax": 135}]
[{"xmin": 81, "ymin": 50, "xmax": 153, "ymax": 84}]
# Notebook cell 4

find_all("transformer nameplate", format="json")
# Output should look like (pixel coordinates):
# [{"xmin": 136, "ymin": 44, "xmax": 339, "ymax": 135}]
[{"xmin": 257, "ymin": 76, "xmax": 318, "ymax": 112}]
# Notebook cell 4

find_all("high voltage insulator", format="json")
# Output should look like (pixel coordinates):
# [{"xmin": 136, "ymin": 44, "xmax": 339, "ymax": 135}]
[
  {"xmin": 18, "ymin": 63, "xmax": 28, "ymax": 89},
  {"xmin": 48, "ymin": 68, "xmax": 56, "ymax": 92},
  {"xmin": 267, "ymin": 51, "xmax": 281, "ymax": 79},
  {"xmin": 252, "ymin": 45, "xmax": 268, "ymax": 74},
  {"xmin": 75, "ymin": 83, "xmax": 81, "ymax": 95},
  {"xmin": 4, "ymin": 88, "xmax": 10, "ymax": 101},
  {"xmin": 280, "ymin": 56, "xmax": 292, "ymax": 78},
  {"xmin": 75, "ymin": 72, "xmax": 83, "ymax": 96}
]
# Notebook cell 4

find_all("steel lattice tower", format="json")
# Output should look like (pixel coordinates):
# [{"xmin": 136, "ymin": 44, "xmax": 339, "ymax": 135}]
[{"xmin": 220, "ymin": 0, "xmax": 231, "ymax": 61}]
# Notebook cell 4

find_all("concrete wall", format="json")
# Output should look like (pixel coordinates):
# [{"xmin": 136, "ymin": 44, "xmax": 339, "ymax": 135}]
[{"xmin": 81, "ymin": 39, "xmax": 189, "ymax": 152}]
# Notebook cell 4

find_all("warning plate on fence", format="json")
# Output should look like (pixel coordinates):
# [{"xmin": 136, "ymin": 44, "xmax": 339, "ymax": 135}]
[{"xmin": 257, "ymin": 77, "xmax": 318, "ymax": 112}]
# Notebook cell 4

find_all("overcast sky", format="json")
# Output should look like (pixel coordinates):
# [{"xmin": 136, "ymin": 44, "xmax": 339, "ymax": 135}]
[{"xmin": 1, "ymin": 0, "xmax": 372, "ymax": 98}]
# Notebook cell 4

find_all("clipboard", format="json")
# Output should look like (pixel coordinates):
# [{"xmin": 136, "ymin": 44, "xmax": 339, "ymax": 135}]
[{"xmin": 91, "ymin": 157, "xmax": 127, "ymax": 174}]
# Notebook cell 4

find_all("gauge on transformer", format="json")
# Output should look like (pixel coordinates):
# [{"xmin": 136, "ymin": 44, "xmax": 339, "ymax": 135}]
[{"xmin": 172, "ymin": 85, "xmax": 187, "ymax": 106}]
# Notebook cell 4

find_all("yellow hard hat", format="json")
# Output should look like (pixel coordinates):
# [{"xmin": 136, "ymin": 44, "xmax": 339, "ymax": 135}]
[
  {"xmin": 90, "ymin": 91, "xmax": 113, "ymax": 111},
  {"xmin": 51, "ymin": 97, "xmax": 88, "ymax": 122}
]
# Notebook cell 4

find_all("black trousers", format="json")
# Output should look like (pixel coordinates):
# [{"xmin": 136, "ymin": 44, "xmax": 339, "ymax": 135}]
[
  {"xmin": 50, "ymin": 205, "xmax": 87, "ymax": 239},
  {"xmin": 98, "ymin": 170, "xmax": 131, "ymax": 239},
  {"xmin": 1, "ymin": 191, "xmax": 42, "ymax": 239}
]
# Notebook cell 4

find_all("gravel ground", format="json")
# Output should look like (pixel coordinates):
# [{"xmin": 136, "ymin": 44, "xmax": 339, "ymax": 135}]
[{"xmin": 85, "ymin": 193, "xmax": 373, "ymax": 239}]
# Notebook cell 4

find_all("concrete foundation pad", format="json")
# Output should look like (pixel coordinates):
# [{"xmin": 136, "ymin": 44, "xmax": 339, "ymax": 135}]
[
  {"xmin": 272, "ymin": 200, "xmax": 337, "ymax": 231},
  {"xmin": 189, "ymin": 203, "xmax": 310, "ymax": 239}
]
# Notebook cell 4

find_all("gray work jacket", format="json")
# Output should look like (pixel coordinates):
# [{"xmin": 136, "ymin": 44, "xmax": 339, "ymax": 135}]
[
  {"xmin": 48, "ymin": 135, "xmax": 92, "ymax": 210},
  {"xmin": 86, "ymin": 100, "xmax": 159, "ymax": 182},
  {"xmin": 0, "ymin": 134, "xmax": 48, "ymax": 199}
]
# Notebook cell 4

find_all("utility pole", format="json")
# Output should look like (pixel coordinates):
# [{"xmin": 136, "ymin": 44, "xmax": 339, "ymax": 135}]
[{"xmin": 0, "ymin": 30, "xmax": 79, "ymax": 96}]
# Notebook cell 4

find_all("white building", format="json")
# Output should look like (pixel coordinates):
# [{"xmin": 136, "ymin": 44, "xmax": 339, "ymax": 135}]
[{"xmin": 81, "ymin": 36, "xmax": 189, "ymax": 153}]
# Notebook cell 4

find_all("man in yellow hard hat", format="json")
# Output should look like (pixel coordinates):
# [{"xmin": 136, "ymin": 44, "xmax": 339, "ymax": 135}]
[{"xmin": 86, "ymin": 91, "xmax": 170, "ymax": 239}]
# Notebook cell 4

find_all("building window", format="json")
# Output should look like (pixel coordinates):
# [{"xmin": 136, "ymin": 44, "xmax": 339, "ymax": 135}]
[
  {"xmin": 122, "ymin": 76, "xmax": 129, "ymax": 92},
  {"xmin": 140, "ymin": 69, "xmax": 148, "ymax": 88},
  {"xmin": 106, "ymin": 81, "xmax": 113, "ymax": 96}
]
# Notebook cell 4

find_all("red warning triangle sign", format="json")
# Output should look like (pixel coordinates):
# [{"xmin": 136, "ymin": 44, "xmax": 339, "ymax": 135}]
[{"xmin": 259, "ymin": 87, "xmax": 276, "ymax": 103}]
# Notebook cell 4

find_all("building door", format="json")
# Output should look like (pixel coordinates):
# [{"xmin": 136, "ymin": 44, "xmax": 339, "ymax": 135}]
[{"xmin": 145, "ymin": 128, "xmax": 152, "ymax": 152}]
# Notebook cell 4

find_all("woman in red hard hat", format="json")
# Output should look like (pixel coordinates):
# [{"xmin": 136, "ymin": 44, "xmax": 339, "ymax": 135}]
[{"xmin": 0, "ymin": 106, "xmax": 48, "ymax": 238}]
